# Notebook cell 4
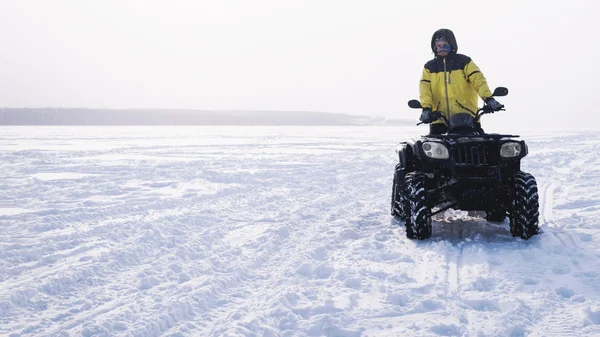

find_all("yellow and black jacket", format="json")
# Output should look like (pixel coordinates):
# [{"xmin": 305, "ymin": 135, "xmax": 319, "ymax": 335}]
[{"xmin": 420, "ymin": 29, "xmax": 493, "ymax": 125}]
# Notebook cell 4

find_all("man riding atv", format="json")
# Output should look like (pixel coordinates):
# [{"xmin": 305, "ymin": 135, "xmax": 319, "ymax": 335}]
[
  {"xmin": 420, "ymin": 28, "xmax": 503, "ymax": 135},
  {"xmin": 389, "ymin": 29, "xmax": 540, "ymax": 240}
]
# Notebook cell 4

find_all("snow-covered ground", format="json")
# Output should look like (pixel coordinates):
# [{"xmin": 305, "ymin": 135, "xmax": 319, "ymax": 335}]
[{"xmin": 1, "ymin": 125, "xmax": 600, "ymax": 337}]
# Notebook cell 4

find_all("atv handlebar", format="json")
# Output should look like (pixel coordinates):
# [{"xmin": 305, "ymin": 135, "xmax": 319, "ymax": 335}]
[
  {"xmin": 475, "ymin": 105, "xmax": 505, "ymax": 123},
  {"xmin": 416, "ymin": 105, "xmax": 504, "ymax": 126},
  {"xmin": 409, "ymin": 86, "xmax": 508, "ymax": 126}
]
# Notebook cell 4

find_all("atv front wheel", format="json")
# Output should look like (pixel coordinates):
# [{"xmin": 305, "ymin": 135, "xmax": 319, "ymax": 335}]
[
  {"xmin": 509, "ymin": 171, "xmax": 540, "ymax": 239},
  {"xmin": 404, "ymin": 172, "xmax": 432, "ymax": 240},
  {"xmin": 391, "ymin": 167, "xmax": 407, "ymax": 220}
]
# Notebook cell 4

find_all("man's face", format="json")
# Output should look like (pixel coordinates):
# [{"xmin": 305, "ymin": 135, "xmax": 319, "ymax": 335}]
[{"xmin": 434, "ymin": 39, "xmax": 451, "ymax": 57}]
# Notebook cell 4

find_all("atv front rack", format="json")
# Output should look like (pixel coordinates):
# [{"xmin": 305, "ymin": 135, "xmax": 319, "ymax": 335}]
[{"xmin": 425, "ymin": 133, "xmax": 520, "ymax": 140}]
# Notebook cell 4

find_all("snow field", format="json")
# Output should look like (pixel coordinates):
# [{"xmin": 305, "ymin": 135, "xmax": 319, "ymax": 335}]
[{"xmin": 1, "ymin": 126, "xmax": 599, "ymax": 336}]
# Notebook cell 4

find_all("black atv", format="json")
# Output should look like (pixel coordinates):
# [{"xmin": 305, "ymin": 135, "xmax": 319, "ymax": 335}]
[{"xmin": 391, "ymin": 87, "xmax": 539, "ymax": 240}]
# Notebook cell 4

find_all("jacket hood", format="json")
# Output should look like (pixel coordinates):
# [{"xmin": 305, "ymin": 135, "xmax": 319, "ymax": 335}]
[{"xmin": 431, "ymin": 28, "xmax": 458, "ymax": 56}]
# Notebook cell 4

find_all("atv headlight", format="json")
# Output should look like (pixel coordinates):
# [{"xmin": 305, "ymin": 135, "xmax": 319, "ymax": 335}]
[
  {"xmin": 422, "ymin": 142, "xmax": 449, "ymax": 159},
  {"xmin": 500, "ymin": 142, "xmax": 522, "ymax": 157}
]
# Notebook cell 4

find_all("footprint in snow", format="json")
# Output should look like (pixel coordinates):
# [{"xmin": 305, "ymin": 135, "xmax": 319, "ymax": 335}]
[
  {"xmin": 555, "ymin": 286, "xmax": 575, "ymax": 299},
  {"xmin": 296, "ymin": 262, "xmax": 334, "ymax": 279},
  {"xmin": 310, "ymin": 246, "xmax": 328, "ymax": 261}
]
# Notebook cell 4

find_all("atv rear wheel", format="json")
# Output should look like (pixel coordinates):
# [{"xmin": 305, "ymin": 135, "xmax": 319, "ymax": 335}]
[
  {"xmin": 509, "ymin": 171, "xmax": 540, "ymax": 239},
  {"xmin": 404, "ymin": 172, "xmax": 432, "ymax": 240}
]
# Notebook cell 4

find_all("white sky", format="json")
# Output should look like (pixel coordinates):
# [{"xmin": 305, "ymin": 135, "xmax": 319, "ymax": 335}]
[{"xmin": 0, "ymin": 0, "xmax": 597, "ymax": 128}]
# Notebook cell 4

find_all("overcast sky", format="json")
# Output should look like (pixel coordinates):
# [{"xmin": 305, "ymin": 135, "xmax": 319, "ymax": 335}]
[{"xmin": 0, "ymin": 0, "xmax": 596, "ymax": 128}]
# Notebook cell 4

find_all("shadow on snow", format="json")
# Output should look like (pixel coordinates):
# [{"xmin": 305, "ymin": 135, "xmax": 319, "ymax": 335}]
[{"xmin": 391, "ymin": 210, "xmax": 543, "ymax": 248}]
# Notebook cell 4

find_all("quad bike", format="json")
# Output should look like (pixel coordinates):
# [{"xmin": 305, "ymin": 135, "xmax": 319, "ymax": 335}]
[{"xmin": 391, "ymin": 87, "xmax": 539, "ymax": 240}]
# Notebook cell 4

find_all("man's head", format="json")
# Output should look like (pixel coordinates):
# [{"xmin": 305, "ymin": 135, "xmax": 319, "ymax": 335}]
[{"xmin": 430, "ymin": 29, "xmax": 458, "ymax": 58}]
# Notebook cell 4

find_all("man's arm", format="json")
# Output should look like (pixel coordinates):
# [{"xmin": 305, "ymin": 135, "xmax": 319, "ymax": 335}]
[
  {"xmin": 419, "ymin": 67, "xmax": 433, "ymax": 109},
  {"xmin": 465, "ymin": 60, "xmax": 493, "ymax": 100}
]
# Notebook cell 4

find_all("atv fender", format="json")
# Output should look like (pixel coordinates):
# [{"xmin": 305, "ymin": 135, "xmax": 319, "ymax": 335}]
[{"xmin": 395, "ymin": 142, "xmax": 414, "ymax": 170}]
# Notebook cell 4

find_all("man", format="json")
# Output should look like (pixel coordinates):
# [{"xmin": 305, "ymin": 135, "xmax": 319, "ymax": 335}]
[{"xmin": 419, "ymin": 28, "xmax": 503, "ymax": 134}]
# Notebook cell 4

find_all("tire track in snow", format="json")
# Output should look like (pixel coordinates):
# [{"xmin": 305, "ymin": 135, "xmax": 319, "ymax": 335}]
[
  {"xmin": 203, "ymin": 217, "xmax": 329, "ymax": 335},
  {"xmin": 198, "ymin": 160, "xmax": 381, "ymax": 336},
  {"xmin": 2, "ymin": 168, "xmax": 255, "ymax": 334},
  {"xmin": 538, "ymin": 167, "xmax": 586, "ymax": 252},
  {"xmin": 506, "ymin": 141, "xmax": 599, "ymax": 336},
  {"xmin": 539, "ymin": 181, "xmax": 555, "ymax": 226},
  {"xmin": 39, "ymin": 191, "xmax": 288, "ymax": 336},
  {"xmin": 446, "ymin": 225, "xmax": 464, "ymax": 295}
]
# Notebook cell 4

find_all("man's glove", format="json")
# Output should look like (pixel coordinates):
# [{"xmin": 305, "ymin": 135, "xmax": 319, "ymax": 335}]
[
  {"xmin": 419, "ymin": 108, "xmax": 434, "ymax": 123},
  {"xmin": 485, "ymin": 97, "xmax": 504, "ymax": 111}
]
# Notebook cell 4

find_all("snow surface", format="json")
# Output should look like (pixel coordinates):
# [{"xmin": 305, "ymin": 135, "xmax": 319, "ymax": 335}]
[{"xmin": 1, "ymin": 125, "xmax": 600, "ymax": 337}]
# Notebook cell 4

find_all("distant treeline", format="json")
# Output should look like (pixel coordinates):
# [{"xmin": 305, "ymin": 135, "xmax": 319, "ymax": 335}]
[{"xmin": 0, "ymin": 108, "xmax": 412, "ymax": 126}]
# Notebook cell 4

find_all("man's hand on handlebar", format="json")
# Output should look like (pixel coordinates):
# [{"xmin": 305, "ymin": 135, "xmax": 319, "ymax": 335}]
[
  {"xmin": 419, "ymin": 109, "xmax": 442, "ymax": 124},
  {"xmin": 484, "ymin": 97, "xmax": 504, "ymax": 111}
]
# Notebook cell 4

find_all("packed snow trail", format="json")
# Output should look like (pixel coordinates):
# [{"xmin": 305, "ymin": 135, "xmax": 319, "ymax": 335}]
[{"xmin": 1, "ymin": 126, "xmax": 599, "ymax": 336}]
